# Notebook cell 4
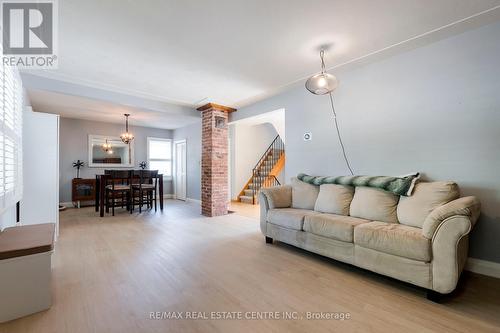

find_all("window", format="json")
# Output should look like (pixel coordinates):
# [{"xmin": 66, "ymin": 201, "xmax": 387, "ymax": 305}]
[
  {"xmin": 0, "ymin": 63, "xmax": 23, "ymax": 214},
  {"xmin": 147, "ymin": 137, "xmax": 172, "ymax": 178}
]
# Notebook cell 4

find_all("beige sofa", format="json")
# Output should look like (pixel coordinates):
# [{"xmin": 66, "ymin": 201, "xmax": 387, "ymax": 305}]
[{"xmin": 259, "ymin": 178, "xmax": 480, "ymax": 300}]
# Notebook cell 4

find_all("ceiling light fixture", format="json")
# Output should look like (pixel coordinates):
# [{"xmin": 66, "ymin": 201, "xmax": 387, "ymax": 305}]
[
  {"xmin": 120, "ymin": 113, "xmax": 134, "ymax": 144},
  {"xmin": 305, "ymin": 49, "xmax": 338, "ymax": 95},
  {"xmin": 305, "ymin": 49, "xmax": 354, "ymax": 175}
]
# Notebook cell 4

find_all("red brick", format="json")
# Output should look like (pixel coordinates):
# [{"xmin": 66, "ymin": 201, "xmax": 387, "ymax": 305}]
[{"xmin": 199, "ymin": 105, "xmax": 234, "ymax": 217}]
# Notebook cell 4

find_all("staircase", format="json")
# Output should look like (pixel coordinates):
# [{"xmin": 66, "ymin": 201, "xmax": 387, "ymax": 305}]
[{"xmin": 238, "ymin": 135, "xmax": 285, "ymax": 204}]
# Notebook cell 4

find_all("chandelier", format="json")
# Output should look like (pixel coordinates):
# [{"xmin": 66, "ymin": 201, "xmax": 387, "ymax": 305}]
[
  {"xmin": 120, "ymin": 113, "xmax": 134, "ymax": 144},
  {"xmin": 102, "ymin": 139, "xmax": 113, "ymax": 154}
]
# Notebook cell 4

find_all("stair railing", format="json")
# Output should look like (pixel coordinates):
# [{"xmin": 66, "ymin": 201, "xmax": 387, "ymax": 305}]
[{"xmin": 251, "ymin": 135, "xmax": 284, "ymax": 204}]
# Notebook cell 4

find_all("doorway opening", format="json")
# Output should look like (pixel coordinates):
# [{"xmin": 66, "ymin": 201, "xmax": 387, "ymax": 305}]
[{"xmin": 228, "ymin": 108, "xmax": 285, "ymax": 205}]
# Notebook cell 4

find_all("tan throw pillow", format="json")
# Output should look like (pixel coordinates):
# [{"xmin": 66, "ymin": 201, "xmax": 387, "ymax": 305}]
[
  {"xmin": 350, "ymin": 187, "xmax": 399, "ymax": 223},
  {"xmin": 291, "ymin": 177, "xmax": 319, "ymax": 210},
  {"xmin": 397, "ymin": 181, "xmax": 460, "ymax": 228},
  {"xmin": 314, "ymin": 184, "xmax": 354, "ymax": 215}
]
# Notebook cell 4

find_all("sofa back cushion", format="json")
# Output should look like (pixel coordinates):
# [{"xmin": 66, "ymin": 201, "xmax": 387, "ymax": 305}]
[
  {"xmin": 314, "ymin": 184, "xmax": 354, "ymax": 215},
  {"xmin": 397, "ymin": 181, "xmax": 460, "ymax": 228},
  {"xmin": 350, "ymin": 187, "xmax": 399, "ymax": 223},
  {"xmin": 291, "ymin": 177, "xmax": 319, "ymax": 210}
]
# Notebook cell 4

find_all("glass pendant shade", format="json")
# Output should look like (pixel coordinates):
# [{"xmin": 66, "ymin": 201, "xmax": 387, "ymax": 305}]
[
  {"xmin": 305, "ymin": 72, "xmax": 338, "ymax": 95},
  {"xmin": 305, "ymin": 49, "xmax": 339, "ymax": 95},
  {"xmin": 120, "ymin": 114, "xmax": 134, "ymax": 144}
]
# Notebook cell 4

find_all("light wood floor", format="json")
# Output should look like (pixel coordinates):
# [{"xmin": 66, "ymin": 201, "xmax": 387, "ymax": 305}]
[
  {"xmin": 1, "ymin": 200, "xmax": 500, "ymax": 333},
  {"xmin": 229, "ymin": 200, "xmax": 260, "ymax": 219}
]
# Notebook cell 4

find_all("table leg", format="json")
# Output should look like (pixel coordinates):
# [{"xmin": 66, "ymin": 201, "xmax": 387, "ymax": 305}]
[
  {"xmin": 100, "ymin": 176, "xmax": 105, "ymax": 217},
  {"xmin": 95, "ymin": 176, "xmax": 100, "ymax": 212},
  {"xmin": 159, "ymin": 176, "xmax": 164, "ymax": 210}
]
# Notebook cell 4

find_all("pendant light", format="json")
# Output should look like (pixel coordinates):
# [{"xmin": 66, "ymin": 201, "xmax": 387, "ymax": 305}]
[
  {"xmin": 305, "ymin": 49, "xmax": 338, "ymax": 95},
  {"xmin": 120, "ymin": 113, "xmax": 134, "ymax": 144},
  {"xmin": 305, "ymin": 49, "xmax": 354, "ymax": 175}
]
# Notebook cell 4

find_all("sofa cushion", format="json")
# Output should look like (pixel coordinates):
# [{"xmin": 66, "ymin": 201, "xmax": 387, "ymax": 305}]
[
  {"xmin": 314, "ymin": 184, "xmax": 354, "ymax": 215},
  {"xmin": 350, "ymin": 187, "xmax": 399, "ymax": 223},
  {"xmin": 354, "ymin": 221, "xmax": 431, "ymax": 261},
  {"xmin": 304, "ymin": 213, "xmax": 370, "ymax": 242},
  {"xmin": 261, "ymin": 185, "xmax": 292, "ymax": 209},
  {"xmin": 267, "ymin": 208, "xmax": 319, "ymax": 231},
  {"xmin": 291, "ymin": 177, "xmax": 319, "ymax": 210},
  {"xmin": 397, "ymin": 181, "xmax": 460, "ymax": 228}
]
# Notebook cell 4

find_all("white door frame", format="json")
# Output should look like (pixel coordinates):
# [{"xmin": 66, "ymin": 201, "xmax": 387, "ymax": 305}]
[{"xmin": 173, "ymin": 139, "xmax": 187, "ymax": 200}]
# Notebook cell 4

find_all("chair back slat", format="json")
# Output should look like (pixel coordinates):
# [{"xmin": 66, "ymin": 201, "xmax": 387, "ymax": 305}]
[
  {"xmin": 131, "ymin": 170, "xmax": 158, "ymax": 189},
  {"xmin": 106, "ymin": 170, "xmax": 132, "ymax": 188},
  {"xmin": 110, "ymin": 170, "xmax": 132, "ymax": 179}
]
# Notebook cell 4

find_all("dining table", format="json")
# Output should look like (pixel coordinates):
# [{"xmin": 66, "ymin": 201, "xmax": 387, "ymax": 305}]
[{"xmin": 95, "ymin": 172, "xmax": 164, "ymax": 217}]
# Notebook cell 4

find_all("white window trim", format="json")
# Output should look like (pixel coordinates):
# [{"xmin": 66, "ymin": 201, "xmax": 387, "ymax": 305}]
[{"xmin": 147, "ymin": 137, "xmax": 172, "ymax": 180}]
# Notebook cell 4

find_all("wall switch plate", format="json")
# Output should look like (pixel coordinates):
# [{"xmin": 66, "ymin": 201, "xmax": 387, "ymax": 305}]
[{"xmin": 303, "ymin": 132, "xmax": 312, "ymax": 141}]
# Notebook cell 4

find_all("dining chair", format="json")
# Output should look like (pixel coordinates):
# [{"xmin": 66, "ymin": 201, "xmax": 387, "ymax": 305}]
[
  {"xmin": 105, "ymin": 170, "xmax": 132, "ymax": 216},
  {"xmin": 130, "ymin": 170, "xmax": 159, "ymax": 213}
]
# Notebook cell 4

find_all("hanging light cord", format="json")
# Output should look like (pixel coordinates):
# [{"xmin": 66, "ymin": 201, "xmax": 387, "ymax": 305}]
[
  {"xmin": 328, "ymin": 92, "xmax": 354, "ymax": 175},
  {"xmin": 320, "ymin": 49, "xmax": 326, "ymax": 73}
]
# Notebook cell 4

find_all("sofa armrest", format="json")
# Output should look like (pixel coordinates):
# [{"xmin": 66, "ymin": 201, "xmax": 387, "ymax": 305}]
[
  {"xmin": 259, "ymin": 185, "xmax": 292, "ymax": 235},
  {"xmin": 259, "ymin": 192, "xmax": 269, "ymax": 235},
  {"xmin": 422, "ymin": 196, "xmax": 480, "ymax": 240},
  {"xmin": 423, "ymin": 196, "xmax": 480, "ymax": 294},
  {"xmin": 431, "ymin": 216, "xmax": 471, "ymax": 293},
  {"xmin": 260, "ymin": 185, "xmax": 292, "ymax": 209}
]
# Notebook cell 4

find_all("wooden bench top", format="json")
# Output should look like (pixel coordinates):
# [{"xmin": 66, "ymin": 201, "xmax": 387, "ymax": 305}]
[{"xmin": 0, "ymin": 223, "xmax": 55, "ymax": 260}]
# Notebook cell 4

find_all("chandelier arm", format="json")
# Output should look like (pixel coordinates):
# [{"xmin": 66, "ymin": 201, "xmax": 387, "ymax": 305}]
[{"xmin": 328, "ymin": 92, "xmax": 354, "ymax": 175}]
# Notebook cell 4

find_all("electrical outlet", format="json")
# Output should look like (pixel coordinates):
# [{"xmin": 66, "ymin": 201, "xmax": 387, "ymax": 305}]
[{"xmin": 303, "ymin": 132, "xmax": 312, "ymax": 141}]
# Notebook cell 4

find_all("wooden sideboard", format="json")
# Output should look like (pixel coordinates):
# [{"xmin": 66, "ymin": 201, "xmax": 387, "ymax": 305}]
[{"xmin": 72, "ymin": 178, "xmax": 96, "ymax": 208}]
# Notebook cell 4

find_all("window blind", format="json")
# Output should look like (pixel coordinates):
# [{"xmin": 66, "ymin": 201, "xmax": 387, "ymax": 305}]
[{"xmin": 0, "ymin": 63, "xmax": 23, "ymax": 214}]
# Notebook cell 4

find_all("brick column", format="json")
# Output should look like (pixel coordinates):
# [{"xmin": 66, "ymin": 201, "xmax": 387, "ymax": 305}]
[{"xmin": 197, "ymin": 103, "xmax": 236, "ymax": 217}]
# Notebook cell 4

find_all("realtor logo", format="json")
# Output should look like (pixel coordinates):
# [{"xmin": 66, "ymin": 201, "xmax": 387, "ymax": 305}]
[{"xmin": 1, "ymin": 0, "xmax": 58, "ymax": 68}]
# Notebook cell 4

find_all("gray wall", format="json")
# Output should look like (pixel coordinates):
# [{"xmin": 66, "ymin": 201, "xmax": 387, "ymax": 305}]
[
  {"xmin": 59, "ymin": 117, "xmax": 173, "ymax": 202},
  {"xmin": 173, "ymin": 121, "xmax": 202, "ymax": 201},
  {"xmin": 234, "ymin": 21, "xmax": 500, "ymax": 263},
  {"xmin": 230, "ymin": 122, "xmax": 279, "ymax": 199}
]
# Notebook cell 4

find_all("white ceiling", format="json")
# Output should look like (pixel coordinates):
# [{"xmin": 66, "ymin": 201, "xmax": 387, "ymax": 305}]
[
  {"xmin": 23, "ymin": 0, "xmax": 500, "ymax": 126},
  {"xmin": 28, "ymin": 89, "xmax": 199, "ymax": 129}
]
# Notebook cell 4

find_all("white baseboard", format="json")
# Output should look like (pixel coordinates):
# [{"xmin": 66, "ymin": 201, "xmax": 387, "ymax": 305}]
[
  {"xmin": 465, "ymin": 258, "xmax": 500, "ymax": 278},
  {"xmin": 163, "ymin": 194, "xmax": 174, "ymax": 199},
  {"xmin": 59, "ymin": 202, "xmax": 74, "ymax": 208},
  {"xmin": 186, "ymin": 198, "xmax": 201, "ymax": 204}
]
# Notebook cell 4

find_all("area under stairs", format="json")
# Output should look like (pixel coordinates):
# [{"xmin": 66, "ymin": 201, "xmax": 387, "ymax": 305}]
[{"xmin": 238, "ymin": 135, "xmax": 285, "ymax": 204}]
